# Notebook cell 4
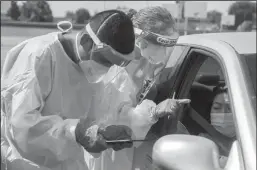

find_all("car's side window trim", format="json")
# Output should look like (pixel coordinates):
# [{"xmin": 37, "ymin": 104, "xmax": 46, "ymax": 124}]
[
  {"xmin": 172, "ymin": 47, "xmax": 215, "ymax": 99},
  {"xmin": 155, "ymin": 45, "xmax": 190, "ymax": 104}
]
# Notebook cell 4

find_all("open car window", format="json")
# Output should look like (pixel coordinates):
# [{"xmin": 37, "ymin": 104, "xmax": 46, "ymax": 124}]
[{"xmin": 179, "ymin": 50, "xmax": 236, "ymax": 168}]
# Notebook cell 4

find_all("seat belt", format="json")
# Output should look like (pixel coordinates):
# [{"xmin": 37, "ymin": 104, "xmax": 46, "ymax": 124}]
[{"xmin": 189, "ymin": 107, "xmax": 230, "ymax": 154}]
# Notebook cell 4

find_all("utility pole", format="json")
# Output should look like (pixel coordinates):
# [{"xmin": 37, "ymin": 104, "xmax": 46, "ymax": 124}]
[{"xmin": 177, "ymin": 1, "xmax": 186, "ymax": 35}]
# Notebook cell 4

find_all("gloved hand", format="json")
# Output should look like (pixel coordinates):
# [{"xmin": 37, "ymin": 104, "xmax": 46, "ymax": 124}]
[
  {"xmin": 75, "ymin": 118, "xmax": 133, "ymax": 153},
  {"xmin": 154, "ymin": 98, "xmax": 191, "ymax": 119},
  {"xmin": 99, "ymin": 125, "xmax": 133, "ymax": 151}
]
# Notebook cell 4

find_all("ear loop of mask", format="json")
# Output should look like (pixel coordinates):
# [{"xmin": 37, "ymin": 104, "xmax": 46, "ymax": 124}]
[{"xmin": 57, "ymin": 21, "xmax": 73, "ymax": 34}]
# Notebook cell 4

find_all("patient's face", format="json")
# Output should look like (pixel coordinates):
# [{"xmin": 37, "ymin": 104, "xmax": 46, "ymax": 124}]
[
  {"xmin": 210, "ymin": 91, "xmax": 236, "ymax": 138},
  {"xmin": 211, "ymin": 92, "xmax": 231, "ymax": 114}
]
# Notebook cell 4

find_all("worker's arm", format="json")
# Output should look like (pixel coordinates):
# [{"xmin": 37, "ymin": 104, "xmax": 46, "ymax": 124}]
[{"xmin": 1, "ymin": 45, "xmax": 101, "ymax": 164}]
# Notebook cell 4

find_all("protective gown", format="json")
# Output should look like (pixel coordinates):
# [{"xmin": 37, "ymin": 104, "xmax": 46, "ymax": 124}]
[
  {"xmin": 85, "ymin": 58, "xmax": 189, "ymax": 170},
  {"xmin": 87, "ymin": 48, "xmax": 192, "ymax": 170},
  {"xmin": 1, "ymin": 32, "xmax": 100, "ymax": 170},
  {"xmin": 84, "ymin": 61, "xmax": 159, "ymax": 170},
  {"xmin": 1, "ymin": 32, "xmax": 158, "ymax": 170}
]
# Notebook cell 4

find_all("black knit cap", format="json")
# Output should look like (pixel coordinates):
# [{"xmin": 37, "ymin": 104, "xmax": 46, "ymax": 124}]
[{"xmin": 88, "ymin": 10, "xmax": 135, "ymax": 55}]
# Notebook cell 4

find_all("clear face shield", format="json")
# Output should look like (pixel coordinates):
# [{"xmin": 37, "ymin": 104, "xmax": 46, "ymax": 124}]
[
  {"xmin": 134, "ymin": 27, "xmax": 179, "ymax": 104},
  {"xmin": 76, "ymin": 23, "xmax": 136, "ymax": 83},
  {"xmin": 134, "ymin": 27, "xmax": 179, "ymax": 65}
]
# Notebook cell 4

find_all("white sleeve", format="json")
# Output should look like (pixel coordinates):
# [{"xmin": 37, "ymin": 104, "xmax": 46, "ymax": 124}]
[{"xmin": 1, "ymin": 45, "xmax": 83, "ymax": 163}]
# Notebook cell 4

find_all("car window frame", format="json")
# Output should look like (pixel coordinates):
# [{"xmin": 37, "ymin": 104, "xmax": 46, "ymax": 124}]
[
  {"xmin": 154, "ymin": 45, "xmax": 190, "ymax": 104},
  {"xmin": 238, "ymin": 53, "xmax": 256, "ymax": 111},
  {"xmin": 161, "ymin": 45, "xmax": 239, "ymax": 138}
]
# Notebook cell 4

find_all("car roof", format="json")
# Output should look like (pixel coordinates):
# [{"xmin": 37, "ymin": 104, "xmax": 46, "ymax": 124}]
[{"xmin": 177, "ymin": 32, "xmax": 256, "ymax": 55}]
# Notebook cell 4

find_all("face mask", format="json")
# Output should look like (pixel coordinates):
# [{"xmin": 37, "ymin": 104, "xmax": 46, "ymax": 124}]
[
  {"xmin": 136, "ymin": 43, "xmax": 167, "ymax": 65},
  {"xmin": 75, "ymin": 33, "xmax": 109, "ymax": 83},
  {"xmin": 211, "ymin": 112, "xmax": 236, "ymax": 138}
]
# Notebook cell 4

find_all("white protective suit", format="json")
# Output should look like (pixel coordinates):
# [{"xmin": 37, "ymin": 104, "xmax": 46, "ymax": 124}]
[
  {"xmin": 84, "ymin": 61, "xmax": 159, "ymax": 170},
  {"xmin": 85, "ymin": 57, "xmax": 189, "ymax": 170},
  {"xmin": 1, "ymin": 32, "xmax": 103, "ymax": 170},
  {"xmin": 1, "ymin": 32, "xmax": 159, "ymax": 170}
]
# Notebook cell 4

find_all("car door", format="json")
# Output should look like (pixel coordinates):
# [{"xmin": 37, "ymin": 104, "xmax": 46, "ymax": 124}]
[{"xmin": 158, "ymin": 45, "xmax": 248, "ymax": 169}]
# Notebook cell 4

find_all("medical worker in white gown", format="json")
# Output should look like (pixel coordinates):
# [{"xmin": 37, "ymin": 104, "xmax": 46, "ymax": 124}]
[
  {"xmin": 1, "ymin": 10, "xmax": 137, "ymax": 170},
  {"xmin": 87, "ymin": 6, "xmax": 191, "ymax": 170}
]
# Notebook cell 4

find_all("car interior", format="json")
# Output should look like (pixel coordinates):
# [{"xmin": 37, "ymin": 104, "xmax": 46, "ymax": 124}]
[
  {"xmin": 180, "ymin": 56, "xmax": 234, "ymax": 156},
  {"xmin": 182, "ymin": 57, "xmax": 225, "ymax": 135}
]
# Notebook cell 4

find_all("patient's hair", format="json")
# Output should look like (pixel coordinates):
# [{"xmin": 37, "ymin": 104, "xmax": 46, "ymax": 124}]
[
  {"xmin": 213, "ymin": 84, "xmax": 228, "ymax": 96},
  {"xmin": 132, "ymin": 6, "xmax": 176, "ymax": 35}
]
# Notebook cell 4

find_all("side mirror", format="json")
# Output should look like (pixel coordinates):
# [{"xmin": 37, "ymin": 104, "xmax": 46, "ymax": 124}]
[{"xmin": 152, "ymin": 135, "xmax": 221, "ymax": 170}]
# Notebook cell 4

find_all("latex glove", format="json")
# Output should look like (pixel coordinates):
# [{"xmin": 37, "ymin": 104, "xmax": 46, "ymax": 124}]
[
  {"xmin": 99, "ymin": 125, "xmax": 133, "ymax": 151},
  {"xmin": 75, "ymin": 118, "xmax": 108, "ymax": 153},
  {"xmin": 154, "ymin": 98, "xmax": 191, "ymax": 119},
  {"xmin": 75, "ymin": 118, "xmax": 133, "ymax": 153}
]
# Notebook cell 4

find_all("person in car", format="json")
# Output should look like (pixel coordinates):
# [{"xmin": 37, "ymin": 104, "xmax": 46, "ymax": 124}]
[{"xmin": 199, "ymin": 84, "xmax": 236, "ymax": 168}]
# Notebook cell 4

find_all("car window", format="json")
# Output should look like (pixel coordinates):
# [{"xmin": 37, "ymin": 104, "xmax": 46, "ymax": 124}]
[
  {"xmin": 159, "ymin": 45, "xmax": 188, "ymax": 85},
  {"xmin": 184, "ymin": 54, "xmax": 235, "ymax": 167},
  {"xmin": 156, "ymin": 45, "xmax": 188, "ymax": 103},
  {"xmin": 196, "ymin": 57, "xmax": 225, "ymax": 80},
  {"xmin": 165, "ymin": 45, "xmax": 187, "ymax": 69}
]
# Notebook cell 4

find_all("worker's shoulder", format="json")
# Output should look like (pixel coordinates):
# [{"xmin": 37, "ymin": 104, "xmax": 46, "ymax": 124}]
[{"xmin": 25, "ymin": 32, "xmax": 60, "ymax": 55}]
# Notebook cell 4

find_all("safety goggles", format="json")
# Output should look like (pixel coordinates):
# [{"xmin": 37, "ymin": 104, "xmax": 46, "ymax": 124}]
[
  {"xmin": 134, "ymin": 27, "xmax": 178, "ymax": 47},
  {"xmin": 86, "ymin": 24, "xmax": 135, "ymax": 67}
]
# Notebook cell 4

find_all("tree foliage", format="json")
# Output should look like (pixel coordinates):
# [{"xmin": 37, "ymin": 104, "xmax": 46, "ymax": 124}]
[
  {"xmin": 207, "ymin": 10, "xmax": 222, "ymax": 25},
  {"xmin": 65, "ymin": 11, "xmax": 75, "ymax": 22},
  {"xmin": 7, "ymin": 1, "xmax": 21, "ymax": 21},
  {"xmin": 19, "ymin": 1, "xmax": 53, "ymax": 22},
  {"xmin": 75, "ymin": 8, "xmax": 91, "ymax": 24},
  {"xmin": 228, "ymin": 1, "xmax": 256, "ymax": 29}
]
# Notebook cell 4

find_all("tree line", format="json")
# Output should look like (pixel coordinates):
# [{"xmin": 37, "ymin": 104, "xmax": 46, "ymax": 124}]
[
  {"xmin": 6, "ymin": 1, "xmax": 256, "ymax": 30},
  {"xmin": 6, "ymin": 1, "xmax": 92, "ymax": 24}
]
